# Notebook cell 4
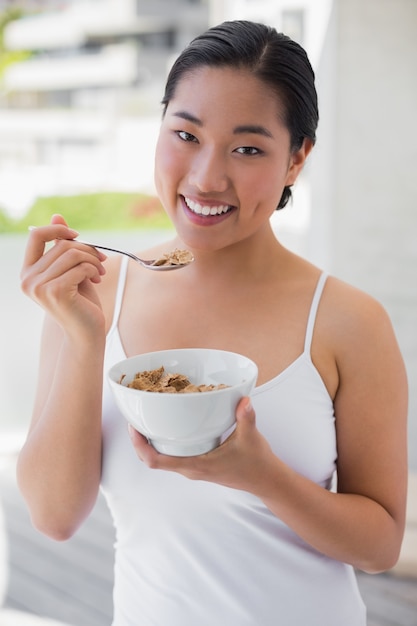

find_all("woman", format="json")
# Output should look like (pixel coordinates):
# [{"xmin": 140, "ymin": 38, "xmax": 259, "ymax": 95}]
[{"xmin": 19, "ymin": 20, "xmax": 408, "ymax": 626}]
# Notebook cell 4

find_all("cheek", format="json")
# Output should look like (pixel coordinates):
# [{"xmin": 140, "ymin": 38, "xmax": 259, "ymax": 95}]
[
  {"xmin": 242, "ymin": 166, "xmax": 286, "ymax": 211},
  {"xmin": 154, "ymin": 134, "xmax": 182, "ymax": 199},
  {"xmin": 154, "ymin": 137, "xmax": 168, "ymax": 197}
]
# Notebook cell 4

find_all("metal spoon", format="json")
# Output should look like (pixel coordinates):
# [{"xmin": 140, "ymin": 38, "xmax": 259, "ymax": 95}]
[{"xmin": 75, "ymin": 239, "xmax": 194, "ymax": 271}]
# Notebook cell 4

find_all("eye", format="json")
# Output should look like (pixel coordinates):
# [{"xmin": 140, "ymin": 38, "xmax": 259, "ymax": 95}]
[
  {"xmin": 235, "ymin": 146, "xmax": 263, "ymax": 156},
  {"xmin": 176, "ymin": 130, "xmax": 198, "ymax": 143}
]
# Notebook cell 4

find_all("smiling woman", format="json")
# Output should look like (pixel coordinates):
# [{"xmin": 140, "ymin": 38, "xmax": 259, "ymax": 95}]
[
  {"xmin": 16, "ymin": 19, "xmax": 407, "ymax": 626},
  {"xmin": 154, "ymin": 64, "xmax": 313, "ymax": 253}
]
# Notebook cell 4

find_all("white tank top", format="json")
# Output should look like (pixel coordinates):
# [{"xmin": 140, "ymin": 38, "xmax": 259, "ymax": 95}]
[{"xmin": 101, "ymin": 257, "xmax": 366, "ymax": 626}]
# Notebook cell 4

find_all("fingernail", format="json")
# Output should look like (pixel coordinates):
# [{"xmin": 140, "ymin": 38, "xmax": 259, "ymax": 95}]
[
  {"xmin": 28, "ymin": 225, "xmax": 37, "ymax": 231},
  {"xmin": 245, "ymin": 399, "xmax": 253, "ymax": 413}
]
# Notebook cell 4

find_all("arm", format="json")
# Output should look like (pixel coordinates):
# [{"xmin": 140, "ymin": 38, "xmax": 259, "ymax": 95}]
[
  {"xmin": 17, "ymin": 216, "xmax": 108, "ymax": 540},
  {"xmin": 257, "ymin": 285, "xmax": 408, "ymax": 573},
  {"xmin": 129, "ymin": 280, "xmax": 408, "ymax": 573}
]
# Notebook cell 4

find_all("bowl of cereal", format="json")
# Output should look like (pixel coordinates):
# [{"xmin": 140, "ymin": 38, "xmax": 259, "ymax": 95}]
[{"xmin": 108, "ymin": 348, "xmax": 258, "ymax": 457}]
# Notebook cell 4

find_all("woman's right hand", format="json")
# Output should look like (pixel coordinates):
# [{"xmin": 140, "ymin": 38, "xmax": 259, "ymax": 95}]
[
  {"xmin": 20, "ymin": 214, "xmax": 107, "ymax": 337},
  {"xmin": 18, "ymin": 213, "xmax": 108, "ymax": 537}
]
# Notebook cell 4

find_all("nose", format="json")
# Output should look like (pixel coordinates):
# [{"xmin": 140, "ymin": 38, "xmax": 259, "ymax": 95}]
[{"xmin": 188, "ymin": 147, "xmax": 229, "ymax": 193}]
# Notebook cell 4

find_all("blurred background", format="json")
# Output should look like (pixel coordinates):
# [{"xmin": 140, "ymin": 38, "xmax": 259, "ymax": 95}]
[{"xmin": 0, "ymin": 0, "xmax": 416, "ymax": 624}]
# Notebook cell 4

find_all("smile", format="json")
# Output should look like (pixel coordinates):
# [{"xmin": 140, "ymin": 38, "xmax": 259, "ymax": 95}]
[{"xmin": 183, "ymin": 196, "xmax": 233, "ymax": 216}]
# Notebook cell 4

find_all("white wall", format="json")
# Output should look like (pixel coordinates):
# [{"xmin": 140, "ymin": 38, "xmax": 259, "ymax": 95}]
[{"xmin": 311, "ymin": 0, "xmax": 417, "ymax": 468}]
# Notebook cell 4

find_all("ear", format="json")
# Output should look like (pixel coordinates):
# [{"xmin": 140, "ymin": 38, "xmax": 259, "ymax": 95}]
[{"xmin": 285, "ymin": 138, "xmax": 314, "ymax": 186}]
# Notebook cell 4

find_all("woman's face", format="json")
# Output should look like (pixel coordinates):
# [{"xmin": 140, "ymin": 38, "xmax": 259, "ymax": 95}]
[{"xmin": 154, "ymin": 66, "xmax": 310, "ymax": 252}]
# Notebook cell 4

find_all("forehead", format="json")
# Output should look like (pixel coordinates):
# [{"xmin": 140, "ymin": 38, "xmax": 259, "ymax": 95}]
[{"xmin": 166, "ymin": 66, "xmax": 286, "ymax": 128}]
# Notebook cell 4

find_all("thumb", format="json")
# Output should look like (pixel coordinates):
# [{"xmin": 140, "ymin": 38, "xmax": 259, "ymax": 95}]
[
  {"xmin": 236, "ymin": 396, "xmax": 256, "ymax": 427},
  {"xmin": 50, "ymin": 213, "xmax": 79, "ymax": 241},
  {"xmin": 50, "ymin": 213, "xmax": 69, "ymax": 227}
]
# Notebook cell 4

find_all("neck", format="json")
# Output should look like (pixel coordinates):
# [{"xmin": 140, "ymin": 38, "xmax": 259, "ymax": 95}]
[{"xmin": 174, "ymin": 224, "xmax": 287, "ymax": 285}]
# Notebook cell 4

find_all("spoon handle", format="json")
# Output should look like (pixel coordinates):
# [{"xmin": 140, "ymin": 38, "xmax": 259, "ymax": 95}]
[{"xmin": 75, "ymin": 240, "xmax": 148, "ymax": 264}]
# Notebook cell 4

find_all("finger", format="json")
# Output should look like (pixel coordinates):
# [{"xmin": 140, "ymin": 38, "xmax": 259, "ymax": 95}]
[
  {"xmin": 21, "ymin": 240, "xmax": 106, "ymax": 294},
  {"xmin": 236, "ymin": 396, "xmax": 255, "ymax": 425},
  {"xmin": 52, "ymin": 238, "xmax": 107, "ymax": 265},
  {"xmin": 74, "ymin": 240, "xmax": 107, "ymax": 262},
  {"xmin": 50, "ymin": 213, "xmax": 68, "ymax": 226},
  {"xmin": 23, "ymin": 224, "xmax": 79, "ymax": 270},
  {"xmin": 24, "ymin": 259, "xmax": 102, "ymax": 306},
  {"xmin": 44, "ymin": 252, "xmax": 105, "ymax": 289},
  {"xmin": 25, "ymin": 235, "xmax": 107, "ymax": 279},
  {"xmin": 128, "ymin": 425, "xmax": 159, "ymax": 464},
  {"xmin": 128, "ymin": 424, "xmax": 196, "ymax": 472}
]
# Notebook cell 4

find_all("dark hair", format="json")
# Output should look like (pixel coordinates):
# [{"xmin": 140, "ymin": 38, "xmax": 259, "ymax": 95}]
[{"xmin": 161, "ymin": 20, "xmax": 318, "ymax": 209}]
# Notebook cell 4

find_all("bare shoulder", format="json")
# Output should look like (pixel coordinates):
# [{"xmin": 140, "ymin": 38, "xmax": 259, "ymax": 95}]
[
  {"xmin": 319, "ymin": 275, "xmax": 400, "ymax": 361},
  {"xmin": 307, "ymin": 271, "xmax": 404, "ymax": 400},
  {"xmin": 319, "ymin": 274, "xmax": 407, "ymax": 450}
]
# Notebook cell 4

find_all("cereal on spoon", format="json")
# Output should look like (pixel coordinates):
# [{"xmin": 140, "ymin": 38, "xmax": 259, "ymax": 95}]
[{"xmin": 151, "ymin": 249, "xmax": 194, "ymax": 267}]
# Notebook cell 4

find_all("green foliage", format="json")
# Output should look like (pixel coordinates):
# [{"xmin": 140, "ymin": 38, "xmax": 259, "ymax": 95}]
[
  {"xmin": 0, "ymin": 10, "xmax": 30, "ymax": 78},
  {"xmin": 0, "ymin": 7, "xmax": 31, "ymax": 80},
  {"xmin": 0, "ymin": 7, "xmax": 23, "ymax": 39},
  {"xmin": 0, "ymin": 192, "xmax": 173, "ymax": 233},
  {"xmin": 0, "ymin": 47, "xmax": 31, "ymax": 77}
]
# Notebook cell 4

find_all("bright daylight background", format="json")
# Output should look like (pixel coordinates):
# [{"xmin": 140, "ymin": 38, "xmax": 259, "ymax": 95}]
[{"xmin": 0, "ymin": 1, "xmax": 416, "ymax": 625}]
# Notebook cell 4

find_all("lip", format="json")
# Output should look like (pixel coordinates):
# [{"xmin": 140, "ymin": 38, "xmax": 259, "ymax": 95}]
[{"xmin": 180, "ymin": 195, "xmax": 236, "ymax": 226}]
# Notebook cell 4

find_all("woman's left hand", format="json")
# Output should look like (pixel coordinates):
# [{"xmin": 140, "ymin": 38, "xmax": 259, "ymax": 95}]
[{"xmin": 128, "ymin": 397, "xmax": 275, "ymax": 495}]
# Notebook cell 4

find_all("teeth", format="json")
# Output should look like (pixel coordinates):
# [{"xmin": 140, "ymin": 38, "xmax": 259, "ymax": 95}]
[{"xmin": 184, "ymin": 197, "xmax": 231, "ymax": 216}]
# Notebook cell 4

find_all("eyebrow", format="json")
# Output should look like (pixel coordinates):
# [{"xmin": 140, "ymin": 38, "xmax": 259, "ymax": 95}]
[
  {"xmin": 172, "ymin": 110, "xmax": 274, "ymax": 139},
  {"xmin": 234, "ymin": 124, "xmax": 274, "ymax": 139}
]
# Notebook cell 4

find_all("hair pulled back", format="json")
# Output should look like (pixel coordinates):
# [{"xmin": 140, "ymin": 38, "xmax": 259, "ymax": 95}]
[{"xmin": 161, "ymin": 20, "xmax": 319, "ymax": 209}]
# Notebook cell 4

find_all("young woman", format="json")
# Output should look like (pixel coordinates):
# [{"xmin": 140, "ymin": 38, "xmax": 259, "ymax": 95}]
[{"xmin": 19, "ymin": 20, "xmax": 408, "ymax": 626}]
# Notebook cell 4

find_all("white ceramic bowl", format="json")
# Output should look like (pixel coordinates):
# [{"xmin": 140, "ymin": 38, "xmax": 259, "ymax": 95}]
[{"xmin": 108, "ymin": 348, "xmax": 258, "ymax": 457}]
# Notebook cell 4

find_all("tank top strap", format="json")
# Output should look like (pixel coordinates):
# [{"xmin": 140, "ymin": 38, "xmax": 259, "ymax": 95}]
[
  {"xmin": 304, "ymin": 272, "xmax": 328, "ymax": 355},
  {"xmin": 108, "ymin": 256, "xmax": 129, "ymax": 334}
]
